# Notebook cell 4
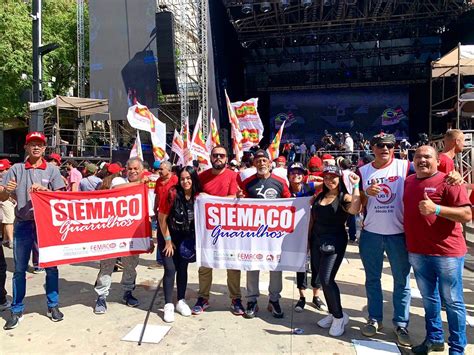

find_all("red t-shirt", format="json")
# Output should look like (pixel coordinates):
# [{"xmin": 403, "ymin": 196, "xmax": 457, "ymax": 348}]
[
  {"xmin": 438, "ymin": 153, "xmax": 455, "ymax": 174},
  {"xmin": 403, "ymin": 172, "xmax": 469, "ymax": 256},
  {"xmin": 154, "ymin": 174, "xmax": 178, "ymax": 211},
  {"xmin": 199, "ymin": 168, "xmax": 238, "ymax": 197},
  {"xmin": 159, "ymin": 188, "xmax": 176, "ymax": 215}
]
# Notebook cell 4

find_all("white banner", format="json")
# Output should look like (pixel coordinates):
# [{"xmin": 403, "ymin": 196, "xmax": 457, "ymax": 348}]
[{"xmin": 195, "ymin": 195, "xmax": 311, "ymax": 272}]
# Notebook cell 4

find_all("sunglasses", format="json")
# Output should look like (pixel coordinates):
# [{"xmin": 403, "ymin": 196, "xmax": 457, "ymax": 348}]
[
  {"xmin": 376, "ymin": 143, "xmax": 395, "ymax": 149},
  {"xmin": 212, "ymin": 153, "xmax": 226, "ymax": 159}
]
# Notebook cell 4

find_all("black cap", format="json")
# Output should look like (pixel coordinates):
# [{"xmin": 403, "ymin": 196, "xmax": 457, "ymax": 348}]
[
  {"xmin": 254, "ymin": 149, "xmax": 269, "ymax": 160},
  {"xmin": 370, "ymin": 132, "xmax": 396, "ymax": 146},
  {"xmin": 288, "ymin": 162, "xmax": 307, "ymax": 175},
  {"xmin": 322, "ymin": 165, "xmax": 342, "ymax": 177}
]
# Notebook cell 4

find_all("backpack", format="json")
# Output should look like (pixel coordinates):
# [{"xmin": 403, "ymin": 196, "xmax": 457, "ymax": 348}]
[{"xmin": 167, "ymin": 190, "xmax": 193, "ymax": 234}]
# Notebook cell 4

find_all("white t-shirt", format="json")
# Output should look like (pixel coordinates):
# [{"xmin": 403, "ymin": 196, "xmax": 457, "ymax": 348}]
[
  {"xmin": 239, "ymin": 166, "xmax": 257, "ymax": 181},
  {"xmin": 344, "ymin": 137, "xmax": 354, "ymax": 152},
  {"xmin": 359, "ymin": 159, "xmax": 409, "ymax": 235},
  {"xmin": 271, "ymin": 167, "xmax": 289, "ymax": 186}
]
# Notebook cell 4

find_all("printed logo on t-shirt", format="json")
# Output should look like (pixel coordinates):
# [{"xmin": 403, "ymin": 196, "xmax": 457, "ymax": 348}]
[
  {"xmin": 255, "ymin": 185, "xmax": 278, "ymax": 199},
  {"xmin": 375, "ymin": 183, "xmax": 396, "ymax": 204}
]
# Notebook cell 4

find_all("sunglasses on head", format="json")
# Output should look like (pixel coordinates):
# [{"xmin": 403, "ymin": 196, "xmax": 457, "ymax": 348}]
[
  {"xmin": 376, "ymin": 143, "xmax": 394, "ymax": 149},
  {"xmin": 212, "ymin": 153, "xmax": 226, "ymax": 159}
]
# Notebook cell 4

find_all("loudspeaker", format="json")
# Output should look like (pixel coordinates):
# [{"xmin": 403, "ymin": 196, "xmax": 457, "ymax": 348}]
[{"xmin": 155, "ymin": 11, "xmax": 178, "ymax": 95}]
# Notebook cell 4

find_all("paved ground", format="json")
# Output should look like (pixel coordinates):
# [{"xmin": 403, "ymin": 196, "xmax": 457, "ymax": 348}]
[{"xmin": 0, "ymin": 242, "xmax": 473, "ymax": 354}]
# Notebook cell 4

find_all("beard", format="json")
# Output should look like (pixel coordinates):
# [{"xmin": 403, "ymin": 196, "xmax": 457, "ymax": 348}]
[
  {"xmin": 257, "ymin": 166, "xmax": 269, "ymax": 175},
  {"xmin": 212, "ymin": 161, "xmax": 226, "ymax": 170}
]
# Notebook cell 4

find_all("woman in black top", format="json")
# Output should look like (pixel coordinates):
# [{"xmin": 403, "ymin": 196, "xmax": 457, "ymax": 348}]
[
  {"xmin": 158, "ymin": 166, "xmax": 202, "ymax": 323},
  {"xmin": 311, "ymin": 165, "xmax": 361, "ymax": 337}
]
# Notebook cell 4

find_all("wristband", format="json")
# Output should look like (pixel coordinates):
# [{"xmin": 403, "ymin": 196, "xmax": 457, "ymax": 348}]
[
  {"xmin": 164, "ymin": 236, "xmax": 172, "ymax": 241},
  {"xmin": 353, "ymin": 183, "xmax": 359, "ymax": 189},
  {"xmin": 435, "ymin": 205, "xmax": 441, "ymax": 216}
]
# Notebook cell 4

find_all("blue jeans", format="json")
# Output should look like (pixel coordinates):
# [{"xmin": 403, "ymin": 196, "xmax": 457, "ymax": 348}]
[
  {"xmin": 11, "ymin": 221, "xmax": 59, "ymax": 313},
  {"xmin": 409, "ymin": 253, "xmax": 466, "ymax": 355},
  {"xmin": 347, "ymin": 215, "xmax": 356, "ymax": 241},
  {"xmin": 359, "ymin": 230, "xmax": 411, "ymax": 327}
]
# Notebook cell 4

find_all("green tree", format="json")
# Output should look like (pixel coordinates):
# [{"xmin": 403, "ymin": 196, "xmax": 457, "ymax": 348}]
[{"xmin": 0, "ymin": 0, "xmax": 87, "ymax": 124}]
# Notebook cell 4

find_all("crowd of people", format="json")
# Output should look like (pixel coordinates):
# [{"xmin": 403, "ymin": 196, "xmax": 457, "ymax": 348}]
[{"xmin": 0, "ymin": 129, "xmax": 471, "ymax": 354}]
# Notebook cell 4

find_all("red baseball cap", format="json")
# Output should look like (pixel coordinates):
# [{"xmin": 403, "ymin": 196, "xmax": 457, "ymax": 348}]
[
  {"xmin": 25, "ymin": 132, "xmax": 47, "ymax": 145},
  {"xmin": 275, "ymin": 156, "xmax": 287, "ymax": 163},
  {"xmin": 48, "ymin": 153, "xmax": 61, "ymax": 164},
  {"xmin": 322, "ymin": 153, "xmax": 334, "ymax": 160},
  {"xmin": 107, "ymin": 163, "xmax": 124, "ymax": 174},
  {"xmin": 0, "ymin": 159, "xmax": 10, "ymax": 171}
]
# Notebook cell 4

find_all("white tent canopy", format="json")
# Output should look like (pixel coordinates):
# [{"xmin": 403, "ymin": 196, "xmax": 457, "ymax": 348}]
[
  {"xmin": 29, "ymin": 96, "xmax": 109, "ymax": 117},
  {"xmin": 431, "ymin": 44, "xmax": 474, "ymax": 78}
]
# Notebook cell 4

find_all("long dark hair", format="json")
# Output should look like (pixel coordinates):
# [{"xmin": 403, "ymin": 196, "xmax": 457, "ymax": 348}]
[
  {"xmin": 175, "ymin": 166, "xmax": 202, "ymax": 199},
  {"xmin": 318, "ymin": 174, "xmax": 348, "ymax": 202}
]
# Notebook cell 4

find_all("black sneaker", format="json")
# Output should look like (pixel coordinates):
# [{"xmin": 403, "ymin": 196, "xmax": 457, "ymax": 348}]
[
  {"xmin": 294, "ymin": 297, "xmax": 306, "ymax": 313},
  {"xmin": 394, "ymin": 326, "xmax": 411, "ymax": 346},
  {"xmin": 231, "ymin": 298, "xmax": 245, "ymax": 315},
  {"xmin": 244, "ymin": 301, "xmax": 258, "ymax": 319},
  {"xmin": 312, "ymin": 296, "xmax": 327, "ymax": 311},
  {"xmin": 123, "ymin": 291, "xmax": 139, "ymax": 307},
  {"xmin": 411, "ymin": 339, "xmax": 445, "ymax": 354},
  {"xmin": 267, "ymin": 300, "xmax": 284, "ymax": 318},
  {"xmin": 47, "ymin": 306, "xmax": 64, "ymax": 322},
  {"xmin": 3, "ymin": 312, "xmax": 23, "ymax": 330}
]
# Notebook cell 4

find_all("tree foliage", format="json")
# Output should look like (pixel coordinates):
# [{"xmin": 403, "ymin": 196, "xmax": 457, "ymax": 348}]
[{"xmin": 0, "ymin": 0, "xmax": 87, "ymax": 123}]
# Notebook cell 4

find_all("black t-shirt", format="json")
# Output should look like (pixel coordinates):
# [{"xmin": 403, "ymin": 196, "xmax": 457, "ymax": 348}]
[
  {"xmin": 239, "ymin": 173, "xmax": 291, "ymax": 199},
  {"xmin": 312, "ymin": 192, "xmax": 349, "ymax": 235}
]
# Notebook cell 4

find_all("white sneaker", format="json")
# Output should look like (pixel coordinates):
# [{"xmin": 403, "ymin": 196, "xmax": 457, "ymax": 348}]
[
  {"xmin": 163, "ymin": 303, "xmax": 175, "ymax": 323},
  {"xmin": 329, "ymin": 312, "xmax": 349, "ymax": 337},
  {"xmin": 317, "ymin": 314, "xmax": 334, "ymax": 329},
  {"xmin": 176, "ymin": 299, "xmax": 192, "ymax": 317}
]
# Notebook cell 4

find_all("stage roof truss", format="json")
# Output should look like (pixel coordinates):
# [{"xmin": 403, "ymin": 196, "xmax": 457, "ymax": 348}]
[{"xmin": 222, "ymin": 0, "xmax": 470, "ymax": 46}]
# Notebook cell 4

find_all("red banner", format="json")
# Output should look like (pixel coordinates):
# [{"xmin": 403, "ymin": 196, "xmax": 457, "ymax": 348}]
[{"xmin": 31, "ymin": 184, "xmax": 151, "ymax": 267}]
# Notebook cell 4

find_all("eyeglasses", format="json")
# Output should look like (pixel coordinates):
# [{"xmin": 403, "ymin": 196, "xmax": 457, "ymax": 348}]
[
  {"xmin": 212, "ymin": 153, "xmax": 226, "ymax": 159},
  {"xmin": 376, "ymin": 143, "xmax": 395, "ymax": 149}
]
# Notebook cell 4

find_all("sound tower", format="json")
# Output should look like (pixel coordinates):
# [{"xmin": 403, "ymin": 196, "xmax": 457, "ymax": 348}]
[{"xmin": 155, "ymin": 11, "xmax": 178, "ymax": 95}]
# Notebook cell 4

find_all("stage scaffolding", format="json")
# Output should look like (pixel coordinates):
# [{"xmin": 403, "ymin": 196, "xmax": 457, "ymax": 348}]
[
  {"xmin": 29, "ymin": 96, "xmax": 113, "ymax": 165},
  {"xmin": 429, "ymin": 44, "xmax": 474, "ymax": 184},
  {"xmin": 158, "ymin": 0, "xmax": 209, "ymax": 134}
]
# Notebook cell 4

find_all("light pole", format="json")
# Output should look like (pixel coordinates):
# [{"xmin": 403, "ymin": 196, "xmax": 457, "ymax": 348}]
[{"xmin": 30, "ymin": 0, "xmax": 59, "ymax": 133}]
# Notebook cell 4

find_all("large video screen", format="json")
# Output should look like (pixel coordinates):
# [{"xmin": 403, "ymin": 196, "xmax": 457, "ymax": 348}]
[
  {"xmin": 270, "ymin": 86, "xmax": 409, "ymax": 144},
  {"xmin": 89, "ymin": 0, "xmax": 157, "ymax": 120}
]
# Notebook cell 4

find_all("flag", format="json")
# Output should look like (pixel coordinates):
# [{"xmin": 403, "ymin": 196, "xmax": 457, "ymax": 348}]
[
  {"xmin": 130, "ymin": 131, "xmax": 144, "ymax": 160},
  {"xmin": 182, "ymin": 116, "xmax": 193, "ymax": 166},
  {"xmin": 127, "ymin": 103, "xmax": 155, "ymax": 133},
  {"xmin": 230, "ymin": 97, "xmax": 264, "ymax": 150},
  {"xmin": 206, "ymin": 108, "xmax": 220, "ymax": 152},
  {"xmin": 171, "ymin": 129, "xmax": 184, "ymax": 165},
  {"xmin": 267, "ymin": 120, "xmax": 286, "ymax": 161},
  {"xmin": 150, "ymin": 115, "xmax": 168, "ymax": 161},
  {"xmin": 225, "ymin": 90, "xmax": 243, "ymax": 161},
  {"xmin": 190, "ymin": 109, "xmax": 210, "ymax": 167}
]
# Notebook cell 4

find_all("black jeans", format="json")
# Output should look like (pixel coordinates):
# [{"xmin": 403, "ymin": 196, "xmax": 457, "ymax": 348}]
[
  {"xmin": 158, "ymin": 234, "xmax": 190, "ymax": 304},
  {"xmin": 311, "ymin": 232, "xmax": 348, "ymax": 318},
  {"xmin": 296, "ymin": 271, "xmax": 322, "ymax": 290},
  {"xmin": 0, "ymin": 243, "xmax": 7, "ymax": 304}
]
